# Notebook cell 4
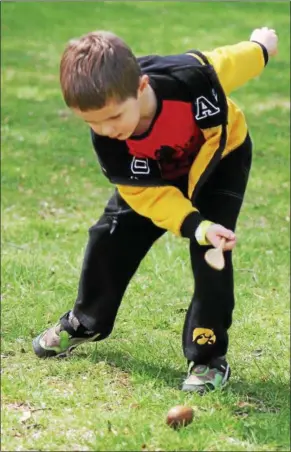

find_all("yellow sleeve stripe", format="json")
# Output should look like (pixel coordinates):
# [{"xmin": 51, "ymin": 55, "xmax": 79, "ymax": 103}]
[{"xmin": 188, "ymin": 126, "xmax": 223, "ymax": 199}]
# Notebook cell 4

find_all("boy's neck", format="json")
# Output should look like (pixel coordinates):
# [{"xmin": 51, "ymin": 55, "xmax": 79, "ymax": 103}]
[{"xmin": 132, "ymin": 84, "xmax": 157, "ymax": 137}]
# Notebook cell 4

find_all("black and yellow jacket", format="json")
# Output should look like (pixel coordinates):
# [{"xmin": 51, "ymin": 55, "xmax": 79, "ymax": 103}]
[{"xmin": 91, "ymin": 41, "xmax": 268, "ymax": 239}]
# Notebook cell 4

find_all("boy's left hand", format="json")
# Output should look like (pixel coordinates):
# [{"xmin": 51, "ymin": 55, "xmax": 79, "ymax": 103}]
[{"xmin": 205, "ymin": 223, "xmax": 236, "ymax": 251}]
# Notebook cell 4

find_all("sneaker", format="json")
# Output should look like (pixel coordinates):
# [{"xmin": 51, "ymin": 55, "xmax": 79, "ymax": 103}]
[
  {"xmin": 32, "ymin": 312, "xmax": 100, "ymax": 358},
  {"xmin": 182, "ymin": 357, "xmax": 231, "ymax": 393}
]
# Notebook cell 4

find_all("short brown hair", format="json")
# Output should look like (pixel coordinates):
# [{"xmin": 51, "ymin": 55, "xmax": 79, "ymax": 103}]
[{"xmin": 60, "ymin": 31, "xmax": 141, "ymax": 111}]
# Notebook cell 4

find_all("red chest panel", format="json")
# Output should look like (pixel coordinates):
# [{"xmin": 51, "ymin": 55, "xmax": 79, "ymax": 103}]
[{"xmin": 126, "ymin": 100, "xmax": 204, "ymax": 179}]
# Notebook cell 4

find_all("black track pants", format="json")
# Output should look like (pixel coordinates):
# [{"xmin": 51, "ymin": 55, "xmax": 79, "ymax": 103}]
[{"xmin": 63, "ymin": 134, "xmax": 252, "ymax": 363}]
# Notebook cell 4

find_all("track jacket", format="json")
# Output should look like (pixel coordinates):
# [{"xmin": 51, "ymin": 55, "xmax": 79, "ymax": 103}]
[{"xmin": 91, "ymin": 41, "xmax": 268, "ymax": 239}]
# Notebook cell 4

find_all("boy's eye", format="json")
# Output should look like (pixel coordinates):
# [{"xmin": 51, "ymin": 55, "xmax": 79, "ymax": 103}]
[{"xmin": 112, "ymin": 114, "xmax": 121, "ymax": 119}]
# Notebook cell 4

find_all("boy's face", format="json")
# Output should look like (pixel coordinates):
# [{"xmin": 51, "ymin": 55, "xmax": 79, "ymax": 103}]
[
  {"xmin": 73, "ymin": 98, "xmax": 141, "ymax": 140},
  {"xmin": 72, "ymin": 76, "xmax": 149, "ymax": 140}
]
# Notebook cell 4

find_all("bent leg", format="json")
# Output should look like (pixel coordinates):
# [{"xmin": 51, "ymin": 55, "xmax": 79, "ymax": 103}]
[{"xmin": 70, "ymin": 190, "xmax": 165, "ymax": 340}]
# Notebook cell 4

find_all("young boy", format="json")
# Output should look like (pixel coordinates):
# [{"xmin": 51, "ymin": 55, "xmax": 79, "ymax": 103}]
[{"xmin": 33, "ymin": 27, "xmax": 278, "ymax": 393}]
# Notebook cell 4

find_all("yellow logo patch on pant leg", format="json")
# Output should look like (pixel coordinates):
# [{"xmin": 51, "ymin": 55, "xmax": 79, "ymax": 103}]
[{"xmin": 193, "ymin": 328, "xmax": 216, "ymax": 345}]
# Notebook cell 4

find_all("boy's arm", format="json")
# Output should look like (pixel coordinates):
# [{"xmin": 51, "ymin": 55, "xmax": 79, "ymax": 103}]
[
  {"xmin": 200, "ymin": 41, "xmax": 267, "ymax": 95},
  {"xmin": 116, "ymin": 184, "xmax": 209, "ymax": 242},
  {"xmin": 117, "ymin": 183, "xmax": 235, "ymax": 248},
  {"xmin": 189, "ymin": 27, "xmax": 278, "ymax": 95}
]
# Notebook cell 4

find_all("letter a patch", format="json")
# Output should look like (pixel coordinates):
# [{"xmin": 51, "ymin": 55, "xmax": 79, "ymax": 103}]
[{"xmin": 195, "ymin": 96, "xmax": 220, "ymax": 120}]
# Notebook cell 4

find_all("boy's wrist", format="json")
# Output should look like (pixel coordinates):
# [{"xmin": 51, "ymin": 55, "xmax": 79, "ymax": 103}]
[
  {"xmin": 194, "ymin": 220, "xmax": 214, "ymax": 245},
  {"xmin": 180, "ymin": 211, "xmax": 205, "ymax": 239},
  {"xmin": 250, "ymin": 41, "xmax": 269, "ymax": 65}
]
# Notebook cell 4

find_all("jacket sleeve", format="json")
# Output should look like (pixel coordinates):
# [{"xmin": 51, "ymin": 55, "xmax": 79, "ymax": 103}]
[
  {"xmin": 190, "ymin": 41, "xmax": 268, "ymax": 95},
  {"xmin": 116, "ymin": 184, "xmax": 204, "ymax": 239}
]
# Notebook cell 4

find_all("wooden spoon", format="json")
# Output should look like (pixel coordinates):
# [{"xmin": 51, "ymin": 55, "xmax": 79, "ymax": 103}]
[{"xmin": 205, "ymin": 238, "xmax": 226, "ymax": 271}]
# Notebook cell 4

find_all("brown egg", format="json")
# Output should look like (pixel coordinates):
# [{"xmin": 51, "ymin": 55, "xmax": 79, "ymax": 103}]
[{"xmin": 166, "ymin": 405, "xmax": 194, "ymax": 429}]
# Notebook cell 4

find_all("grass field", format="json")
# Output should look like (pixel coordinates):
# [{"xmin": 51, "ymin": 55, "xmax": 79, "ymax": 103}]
[{"xmin": 1, "ymin": 2, "xmax": 290, "ymax": 451}]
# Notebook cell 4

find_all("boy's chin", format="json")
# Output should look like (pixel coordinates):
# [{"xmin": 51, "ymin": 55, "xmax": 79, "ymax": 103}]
[{"xmin": 118, "ymin": 132, "xmax": 131, "ymax": 140}]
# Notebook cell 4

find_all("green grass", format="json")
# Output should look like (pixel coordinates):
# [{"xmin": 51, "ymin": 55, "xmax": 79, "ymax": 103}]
[{"xmin": 1, "ymin": 2, "xmax": 290, "ymax": 451}]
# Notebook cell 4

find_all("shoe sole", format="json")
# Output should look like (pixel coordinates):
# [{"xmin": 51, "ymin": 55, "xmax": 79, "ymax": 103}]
[{"xmin": 181, "ymin": 380, "xmax": 229, "ymax": 394}]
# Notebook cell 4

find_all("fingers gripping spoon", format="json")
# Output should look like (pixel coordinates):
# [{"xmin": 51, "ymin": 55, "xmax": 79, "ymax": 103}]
[{"xmin": 205, "ymin": 238, "xmax": 226, "ymax": 270}]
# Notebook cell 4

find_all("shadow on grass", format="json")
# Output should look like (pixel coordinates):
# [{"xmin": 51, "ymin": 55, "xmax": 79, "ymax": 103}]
[
  {"xmin": 75, "ymin": 347, "xmax": 290, "ymax": 407},
  {"xmin": 89, "ymin": 347, "xmax": 185, "ymax": 390},
  {"xmin": 229, "ymin": 379, "xmax": 290, "ymax": 410}
]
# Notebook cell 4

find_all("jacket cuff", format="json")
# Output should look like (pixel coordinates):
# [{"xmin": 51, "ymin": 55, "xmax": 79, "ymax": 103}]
[
  {"xmin": 195, "ymin": 220, "xmax": 214, "ymax": 245},
  {"xmin": 251, "ymin": 41, "xmax": 269, "ymax": 66},
  {"xmin": 180, "ymin": 211, "xmax": 204, "ymax": 239}
]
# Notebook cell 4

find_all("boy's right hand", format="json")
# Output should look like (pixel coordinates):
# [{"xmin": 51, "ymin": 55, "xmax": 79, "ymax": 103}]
[
  {"xmin": 205, "ymin": 223, "xmax": 236, "ymax": 251},
  {"xmin": 250, "ymin": 27, "xmax": 278, "ymax": 57}
]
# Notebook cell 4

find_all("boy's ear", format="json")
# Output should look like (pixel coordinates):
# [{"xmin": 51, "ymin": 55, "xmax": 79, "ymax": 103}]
[{"xmin": 137, "ymin": 75, "xmax": 149, "ymax": 96}]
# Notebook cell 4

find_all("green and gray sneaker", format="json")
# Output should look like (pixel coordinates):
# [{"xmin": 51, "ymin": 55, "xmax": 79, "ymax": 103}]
[
  {"xmin": 32, "ymin": 312, "xmax": 100, "ymax": 358},
  {"xmin": 182, "ymin": 357, "xmax": 231, "ymax": 393}
]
